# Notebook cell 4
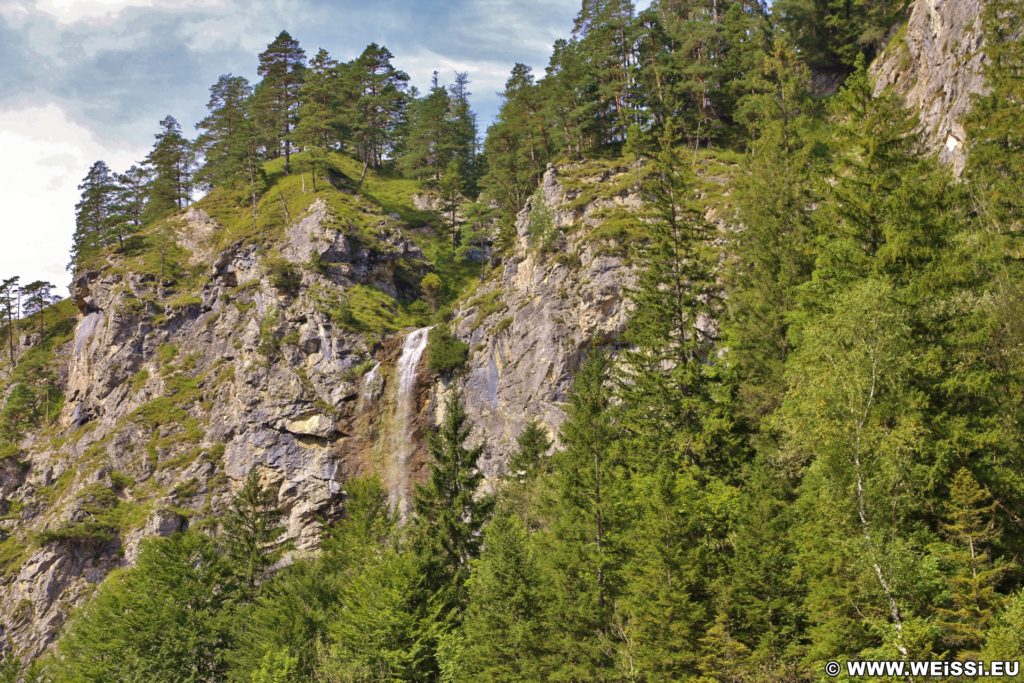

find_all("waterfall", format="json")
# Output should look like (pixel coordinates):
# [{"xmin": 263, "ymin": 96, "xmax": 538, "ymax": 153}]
[
  {"xmin": 359, "ymin": 362, "xmax": 381, "ymax": 408},
  {"xmin": 389, "ymin": 326, "xmax": 431, "ymax": 518}
]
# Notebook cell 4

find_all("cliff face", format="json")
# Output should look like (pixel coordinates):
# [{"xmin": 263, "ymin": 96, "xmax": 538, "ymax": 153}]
[
  {"xmin": 872, "ymin": 0, "xmax": 987, "ymax": 174},
  {"xmin": 450, "ymin": 164, "xmax": 638, "ymax": 474},
  {"xmin": 0, "ymin": 160, "xmax": 646, "ymax": 657},
  {"xmin": 1, "ymin": 193, "xmax": 433, "ymax": 655}
]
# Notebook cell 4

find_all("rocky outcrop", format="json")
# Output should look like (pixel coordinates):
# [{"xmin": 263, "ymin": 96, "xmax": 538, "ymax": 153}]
[
  {"xmin": 449, "ymin": 165, "xmax": 638, "ymax": 478},
  {"xmin": 872, "ymin": 0, "xmax": 987, "ymax": 174},
  {"xmin": 0, "ymin": 199, "xmax": 427, "ymax": 657}
]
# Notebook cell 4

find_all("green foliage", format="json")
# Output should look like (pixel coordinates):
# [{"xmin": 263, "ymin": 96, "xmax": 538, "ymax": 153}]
[
  {"xmin": 412, "ymin": 392, "xmax": 494, "ymax": 612},
  {"xmin": 266, "ymin": 257, "xmax": 302, "ymax": 295},
  {"xmin": 453, "ymin": 513, "xmax": 547, "ymax": 681},
  {"xmin": 38, "ymin": 8, "xmax": 1024, "ymax": 681},
  {"xmin": 425, "ymin": 324, "xmax": 469, "ymax": 375},
  {"xmin": 52, "ymin": 532, "xmax": 235, "ymax": 682},
  {"xmin": 219, "ymin": 469, "xmax": 289, "ymax": 595},
  {"xmin": 420, "ymin": 272, "xmax": 443, "ymax": 312},
  {"xmin": 774, "ymin": 0, "xmax": 911, "ymax": 72}
]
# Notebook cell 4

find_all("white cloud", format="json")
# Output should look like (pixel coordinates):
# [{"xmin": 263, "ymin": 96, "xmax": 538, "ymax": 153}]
[
  {"xmin": 0, "ymin": 104, "xmax": 145, "ymax": 295},
  {"xmin": 30, "ymin": 0, "xmax": 224, "ymax": 25}
]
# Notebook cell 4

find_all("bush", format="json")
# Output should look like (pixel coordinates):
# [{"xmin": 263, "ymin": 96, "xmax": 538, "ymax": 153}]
[
  {"xmin": 426, "ymin": 325, "xmax": 469, "ymax": 375},
  {"xmin": 268, "ymin": 258, "xmax": 302, "ymax": 296}
]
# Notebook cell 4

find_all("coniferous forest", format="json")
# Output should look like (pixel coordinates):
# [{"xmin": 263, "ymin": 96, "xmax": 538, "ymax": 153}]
[{"xmin": 3, "ymin": 0, "xmax": 1024, "ymax": 680}]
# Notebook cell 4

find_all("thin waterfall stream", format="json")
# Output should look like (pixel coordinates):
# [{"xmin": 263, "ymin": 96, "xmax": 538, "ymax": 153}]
[{"xmin": 389, "ymin": 326, "xmax": 431, "ymax": 518}]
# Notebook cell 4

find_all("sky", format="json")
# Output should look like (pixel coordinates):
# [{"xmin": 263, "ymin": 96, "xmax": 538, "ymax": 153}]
[{"xmin": 0, "ymin": 0, "xmax": 653, "ymax": 296}]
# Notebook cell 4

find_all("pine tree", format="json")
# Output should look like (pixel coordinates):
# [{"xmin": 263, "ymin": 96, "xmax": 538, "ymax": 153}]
[
  {"xmin": 220, "ymin": 469, "xmax": 289, "ymax": 596},
  {"xmin": 481, "ymin": 64, "xmax": 552, "ymax": 217},
  {"xmin": 143, "ymin": 115, "xmax": 194, "ymax": 222},
  {"xmin": 71, "ymin": 160, "xmax": 118, "ymax": 269},
  {"xmin": 110, "ymin": 164, "xmax": 148, "ymax": 248},
  {"xmin": 253, "ymin": 31, "xmax": 306, "ymax": 171},
  {"xmin": 412, "ymin": 392, "xmax": 494, "ymax": 613},
  {"xmin": 295, "ymin": 48, "xmax": 342, "ymax": 191},
  {"xmin": 20, "ymin": 281, "xmax": 55, "ymax": 336},
  {"xmin": 636, "ymin": 0, "xmax": 767, "ymax": 143},
  {"xmin": 195, "ymin": 74, "xmax": 257, "ymax": 190},
  {"xmin": 439, "ymin": 159, "xmax": 463, "ymax": 246},
  {"xmin": 570, "ymin": 0, "xmax": 638, "ymax": 146},
  {"xmin": 0, "ymin": 278, "xmax": 19, "ymax": 364},
  {"xmin": 343, "ymin": 43, "xmax": 409, "ymax": 177},
  {"xmin": 773, "ymin": 0, "xmax": 910, "ymax": 72}
]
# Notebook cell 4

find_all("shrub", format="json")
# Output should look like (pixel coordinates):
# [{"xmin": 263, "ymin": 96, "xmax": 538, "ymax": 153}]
[
  {"xmin": 426, "ymin": 325, "xmax": 469, "ymax": 375},
  {"xmin": 268, "ymin": 258, "xmax": 302, "ymax": 296}
]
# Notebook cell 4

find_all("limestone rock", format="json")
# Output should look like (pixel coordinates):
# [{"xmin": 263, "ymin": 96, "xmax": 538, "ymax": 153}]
[
  {"xmin": 872, "ymin": 0, "xmax": 987, "ymax": 174},
  {"xmin": 283, "ymin": 413, "xmax": 336, "ymax": 438}
]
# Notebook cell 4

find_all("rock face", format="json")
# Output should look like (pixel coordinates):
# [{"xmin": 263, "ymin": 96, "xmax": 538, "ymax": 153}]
[
  {"xmin": 872, "ymin": 0, "xmax": 987, "ymax": 174},
  {"xmin": 450, "ymin": 166, "xmax": 638, "ymax": 478},
  {"xmin": 0, "ymin": 199, "xmax": 428, "ymax": 657}
]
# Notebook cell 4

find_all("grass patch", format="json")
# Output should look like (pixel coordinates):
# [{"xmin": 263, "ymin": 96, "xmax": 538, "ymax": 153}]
[
  {"xmin": 466, "ymin": 289, "xmax": 506, "ymax": 331},
  {"xmin": 311, "ymin": 283, "xmax": 420, "ymax": 335},
  {"xmin": 0, "ymin": 535, "xmax": 26, "ymax": 578}
]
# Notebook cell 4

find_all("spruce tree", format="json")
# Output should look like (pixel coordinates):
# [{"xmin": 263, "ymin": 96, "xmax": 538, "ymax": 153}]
[
  {"xmin": 316, "ymin": 547, "xmax": 440, "ymax": 682},
  {"xmin": 726, "ymin": 37, "xmax": 818, "ymax": 422},
  {"xmin": 965, "ymin": 0, "xmax": 1024, "ymax": 237},
  {"xmin": 619, "ymin": 470, "xmax": 709, "ymax": 679},
  {"xmin": 507, "ymin": 420, "xmax": 551, "ymax": 481},
  {"xmin": 535, "ymin": 351, "xmax": 631, "ymax": 679},
  {"xmin": 254, "ymin": 31, "xmax": 306, "ymax": 171},
  {"xmin": 52, "ymin": 532, "xmax": 235, "ymax": 682},
  {"xmin": 617, "ymin": 130, "xmax": 734, "ymax": 473},
  {"xmin": 230, "ymin": 477, "xmax": 395, "ymax": 682},
  {"xmin": 220, "ymin": 469, "xmax": 289, "ymax": 596},
  {"xmin": 412, "ymin": 392, "xmax": 493, "ymax": 613},
  {"xmin": 401, "ymin": 72, "xmax": 454, "ymax": 182},
  {"xmin": 936, "ymin": 468, "xmax": 1011, "ymax": 656},
  {"xmin": 455, "ymin": 513, "xmax": 547, "ymax": 681}
]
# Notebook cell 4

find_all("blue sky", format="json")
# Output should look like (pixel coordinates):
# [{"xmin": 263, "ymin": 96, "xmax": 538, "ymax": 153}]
[{"xmin": 0, "ymin": 0, "xmax": 651, "ymax": 293}]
